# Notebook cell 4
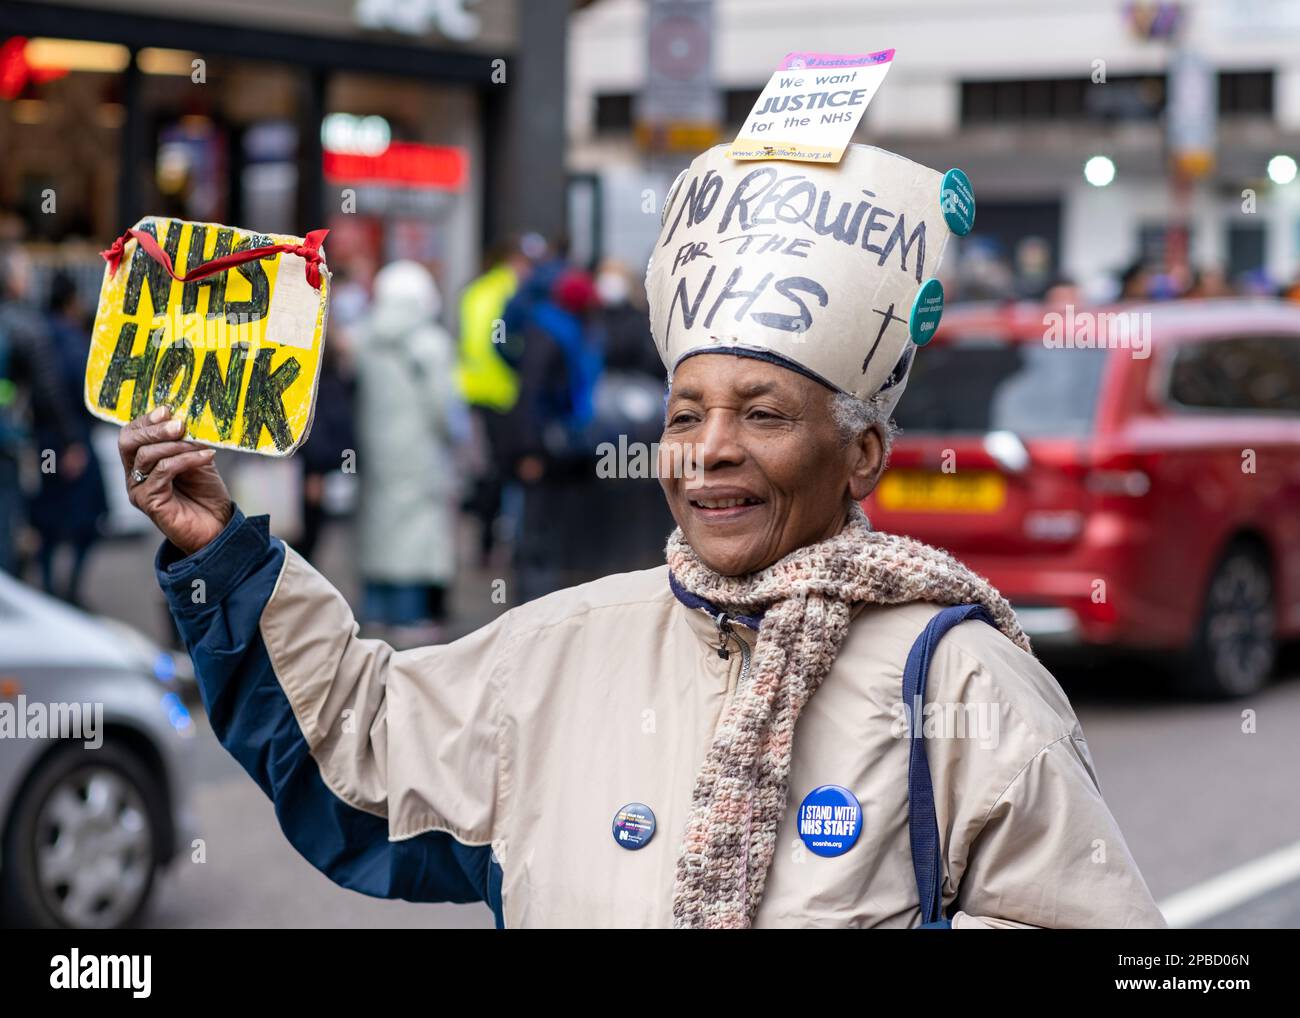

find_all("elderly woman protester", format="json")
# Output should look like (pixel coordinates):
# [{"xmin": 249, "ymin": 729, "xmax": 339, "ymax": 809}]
[{"xmin": 119, "ymin": 144, "xmax": 1165, "ymax": 929}]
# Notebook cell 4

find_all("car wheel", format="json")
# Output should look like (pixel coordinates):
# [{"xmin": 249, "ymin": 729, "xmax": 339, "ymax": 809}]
[
  {"xmin": 1181, "ymin": 543, "xmax": 1276, "ymax": 699},
  {"xmin": 1, "ymin": 741, "xmax": 164, "ymax": 928}
]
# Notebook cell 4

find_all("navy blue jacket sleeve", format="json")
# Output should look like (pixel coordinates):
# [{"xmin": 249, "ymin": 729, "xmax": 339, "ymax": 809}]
[{"xmin": 155, "ymin": 507, "xmax": 504, "ymax": 925}]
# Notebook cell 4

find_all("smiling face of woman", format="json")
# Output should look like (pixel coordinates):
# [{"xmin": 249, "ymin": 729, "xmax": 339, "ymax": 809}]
[{"xmin": 658, "ymin": 354, "xmax": 886, "ymax": 576}]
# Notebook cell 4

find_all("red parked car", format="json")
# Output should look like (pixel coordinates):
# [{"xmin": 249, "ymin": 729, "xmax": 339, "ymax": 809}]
[{"xmin": 865, "ymin": 298, "xmax": 1300, "ymax": 698}]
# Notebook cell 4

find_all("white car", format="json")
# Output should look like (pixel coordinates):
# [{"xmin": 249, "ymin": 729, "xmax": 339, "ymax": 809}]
[{"xmin": 0, "ymin": 570, "xmax": 196, "ymax": 927}]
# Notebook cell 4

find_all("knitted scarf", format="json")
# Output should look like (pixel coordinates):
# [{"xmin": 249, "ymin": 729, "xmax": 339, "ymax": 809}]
[{"xmin": 665, "ymin": 500, "xmax": 1031, "ymax": 929}]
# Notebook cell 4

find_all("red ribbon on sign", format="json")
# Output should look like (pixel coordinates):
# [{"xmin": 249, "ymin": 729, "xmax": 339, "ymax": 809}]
[{"xmin": 99, "ymin": 226, "xmax": 330, "ymax": 290}]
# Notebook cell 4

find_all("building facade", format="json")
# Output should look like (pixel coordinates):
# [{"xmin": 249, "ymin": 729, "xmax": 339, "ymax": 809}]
[
  {"xmin": 568, "ymin": 0, "xmax": 1300, "ymax": 298},
  {"xmin": 1, "ymin": 0, "xmax": 570, "ymax": 314}
]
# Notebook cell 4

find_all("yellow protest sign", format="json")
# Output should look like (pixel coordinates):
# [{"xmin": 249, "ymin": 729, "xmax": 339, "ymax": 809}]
[{"xmin": 85, "ymin": 217, "xmax": 331, "ymax": 456}]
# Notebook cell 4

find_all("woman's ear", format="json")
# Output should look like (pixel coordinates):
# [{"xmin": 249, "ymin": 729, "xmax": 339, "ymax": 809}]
[{"xmin": 846, "ymin": 425, "xmax": 887, "ymax": 503}]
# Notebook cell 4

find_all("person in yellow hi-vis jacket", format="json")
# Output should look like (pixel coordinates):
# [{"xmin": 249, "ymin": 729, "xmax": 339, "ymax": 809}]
[
  {"xmin": 455, "ymin": 241, "xmax": 525, "ymax": 414},
  {"xmin": 117, "ymin": 144, "xmax": 1167, "ymax": 929}
]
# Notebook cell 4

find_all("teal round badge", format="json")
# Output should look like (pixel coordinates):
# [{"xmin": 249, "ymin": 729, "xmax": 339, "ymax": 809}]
[
  {"xmin": 909, "ymin": 278, "xmax": 944, "ymax": 346},
  {"xmin": 940, "ymin": 167, "xmax": 976, "ymax": 236},
  {"xmin": 797, "ymin": 785, "xmax": 862, "ymax": 858}
]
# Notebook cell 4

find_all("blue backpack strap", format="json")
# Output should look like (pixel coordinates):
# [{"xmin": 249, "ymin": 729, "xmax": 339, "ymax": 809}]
[{"xmin": 904, "ymin": 603, "xmax": 997, "ymax": 928}]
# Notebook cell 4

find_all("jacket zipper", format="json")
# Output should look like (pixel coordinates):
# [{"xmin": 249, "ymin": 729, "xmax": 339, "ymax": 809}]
[{"xmin": 710, "ymin": 610, "xmax": 751, "ymax": 707}]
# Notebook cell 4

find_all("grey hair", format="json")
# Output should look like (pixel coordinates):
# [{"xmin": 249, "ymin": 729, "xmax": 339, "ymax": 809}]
[{"xmin": 831, "ymin": 390, "xmax": 897, "ymax": 459}]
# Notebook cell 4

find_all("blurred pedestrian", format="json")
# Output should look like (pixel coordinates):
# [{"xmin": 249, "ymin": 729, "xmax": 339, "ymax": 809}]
[
  {"xmin": 26, "ymin": 271, "xmax": 108, "ymax": 605},
  {"xmin": 1117, "ymin": 259, "xmax": 1151, "ymax": 300},
  {"xmin": 1236, "ymin": 267, "xmax": 1277, "ymax": 298},
  {"xmin": 590, "ymin": 257, "xmax": 675, "ymax": 570},
  {"xmin": 296, "ymin": 262, "xmax": 365, "ymax": 566},
  {"xmin": 1012, "ymin": 236, "xmax": 1052, "ymax": 300},
  {"xmin": 594, "ymin": 258, "xmax": 662, "ymax": 379},
  {"xmin": 457, "ymin": 239, "xmax": 528, "ymax": 412},
  {"xmin": 456, "ymin": 237, "xmax": 531, "ymax": 566},
  {"xmin": 500, "ymin": 267, "xmax": 606, "ymax": 602},
  {"xmin": 329, "ymin": 259, "xmax": 375, "ymax": 338},
  {"xmin": 1185, "ymin": 266, "xmax": 1232, "ymax": 299},
  {"xmin": 1042, "ymin": 276, "xmax": 1082, "ymax": 308},
  {"xmin": 491, "ymin": 237, "xmax": 568, "ymax": 559},
  {"xmin": 0, "ymin": 244, "xmax": 81, "ymax": 575},
  {"xmin": 500, "ymin": 233, "xmax": 564, "ymax": 342},
  {"xmin": 297, "ymin": 339, "xmax": 355, "ymax": 566},
  {"xmin": 354, "ymin": 261, "xmax": 463, "ymax": 646}
]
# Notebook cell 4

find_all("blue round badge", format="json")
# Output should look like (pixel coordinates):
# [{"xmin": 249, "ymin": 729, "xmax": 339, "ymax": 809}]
[
  {"xmin": 909, "ymin": 278, "xmax": 945, "ymax": 346},
  {"xmin": 939, "ymin": 167, "xmax": 976, "ymax": 236},
  {"xmin": 612, "ymin": 802, "xmax": 656, "ymax": 850},
  {"xmin": 797, "ymin": 785, "xmax": 863, "ymax": 858}
]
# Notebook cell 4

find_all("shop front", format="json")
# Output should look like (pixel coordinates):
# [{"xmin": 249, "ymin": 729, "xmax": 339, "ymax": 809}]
[{"xmin": 0, "ymin": 0, "xmax": 566, "ymax": 311}]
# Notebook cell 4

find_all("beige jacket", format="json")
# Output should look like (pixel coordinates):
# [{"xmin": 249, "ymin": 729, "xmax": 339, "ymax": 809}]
[{"xmin": 228, "ymin": 534, "xmax": 1166, "ymax": 929}]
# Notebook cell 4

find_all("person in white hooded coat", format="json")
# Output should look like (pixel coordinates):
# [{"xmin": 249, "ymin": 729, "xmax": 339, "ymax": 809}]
[{"xmin": 354, "ymin": 260, "xmax": 461, "ymax": 633}]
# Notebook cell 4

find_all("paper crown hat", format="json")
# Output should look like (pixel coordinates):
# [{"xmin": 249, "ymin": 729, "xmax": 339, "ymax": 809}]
[{"xmin": 645, "ymin": 143, "xmax": 973, "ymax": 417}]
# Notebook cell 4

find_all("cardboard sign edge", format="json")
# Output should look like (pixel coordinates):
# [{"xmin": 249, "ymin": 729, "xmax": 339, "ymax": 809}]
[{"xmin": 82, "ymin": 235, "xmax": 331, "ymax": 460}]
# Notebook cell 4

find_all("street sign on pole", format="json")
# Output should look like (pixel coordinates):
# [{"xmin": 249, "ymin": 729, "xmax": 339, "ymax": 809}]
[
  {"xmin": 635, "ymin": 0, "xmax": 721, "ymax": 153},
  {"xmin": 1167, "ymin": 49, "xmax": 1217, "ymax": 181}
]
